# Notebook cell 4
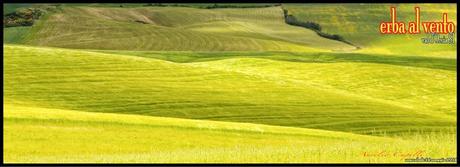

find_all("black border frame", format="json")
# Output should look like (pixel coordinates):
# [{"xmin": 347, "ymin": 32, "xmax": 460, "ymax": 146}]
[{"xmin": 2, "ymin": 0, "xmax": 458, "ymax": 166}]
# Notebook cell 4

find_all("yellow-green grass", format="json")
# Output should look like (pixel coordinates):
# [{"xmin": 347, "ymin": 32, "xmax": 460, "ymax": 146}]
[
  {"xmin": 95, "ymin": 50, "xmax": 457, "ymax": 116},
  {"xmin": 283, "ymin": 4, "xmax": 457, "ymax": 57},
  {"xmin": 4, "ymin": 45, "xmax": 456, "ymax": 136},
  {"xmin": 3, "ymin": 4, "xmax": 457, "ymax": 163},
  {"xmin": 189, "ymin": 56, "xmax": 457, "ymax": 117},
  {"xmin": 4, "ymin": 103, "xmax": 456, "ymax": 163},
  {"xmin": 15, "ymin": 6, "xmax": 355, "ymax": 51}
]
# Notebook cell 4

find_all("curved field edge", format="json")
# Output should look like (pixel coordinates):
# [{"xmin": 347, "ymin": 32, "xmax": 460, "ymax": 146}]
[
  {"xmin": 4, "ymin": 103, "xmax": 389, "ymax": 141},
  {"xmin": 93, "ymin": 50, "xmax": 456, "ymax": 71},
  {"xmin": 4, "ymin": 103, "xmax": 456, "ymax": 163},
  {"xmin": 4, "ymin": 45, "xmax": 456, "ymax": 136}
]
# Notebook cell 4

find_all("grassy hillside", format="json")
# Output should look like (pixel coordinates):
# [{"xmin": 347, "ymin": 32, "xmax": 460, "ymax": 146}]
[
  {"xmin": 3, "ymin": 3, "xmax": 456, "ymax": 163},
  {"xmin": 4, "ymin": 45, "xmax": 456, "ymax": 136},
  {"xmin": 3, "ymin": 27, "xmax": 31, "ymax": 43},
  {"xmin": 284, "ymin": 4, "xmax": 457, "ymax": 57},
  {"xmin": 13, "ymin": 6, "xmax": 355, "ymax": 51},
  {"xmin": 5, "ymin": 4, "xmax": 456, "ymax": 55},
  {"xmin": 4, "ymin": 103, "xmax": 456, "ymax": 163}
]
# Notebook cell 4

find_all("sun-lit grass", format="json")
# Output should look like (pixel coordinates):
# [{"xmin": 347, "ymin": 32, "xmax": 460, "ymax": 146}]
[
  {"xmin": 4, "ymin": 45, "xmax": 456, "ymax": 136},
  {"xmin": 3, "ymin": 3, "xmax": 456, "ymax": 163},
  {"xmin": 4, "ymin": 103, "xmax": 456, "ymax": 163}
]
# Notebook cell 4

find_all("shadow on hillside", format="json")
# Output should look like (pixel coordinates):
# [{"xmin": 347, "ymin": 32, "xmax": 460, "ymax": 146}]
[{"xmin": 94, "ymin": 50, "xmax": 456, "ymax": 71}]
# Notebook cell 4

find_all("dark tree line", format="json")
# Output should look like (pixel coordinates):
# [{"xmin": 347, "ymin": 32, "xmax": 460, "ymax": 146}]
[{"xmin": 282, "ymin": 8, "xmax": 353, "ymax": 45}]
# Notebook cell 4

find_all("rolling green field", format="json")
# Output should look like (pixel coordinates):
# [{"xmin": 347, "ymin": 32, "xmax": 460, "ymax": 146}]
[
  {"xmin": 14, "ymin": 6, "xmax": 355, "ymax": 51},
  {"xmin": 3, "ymin": 3, "xmax": 457, "ymax": 163}
]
